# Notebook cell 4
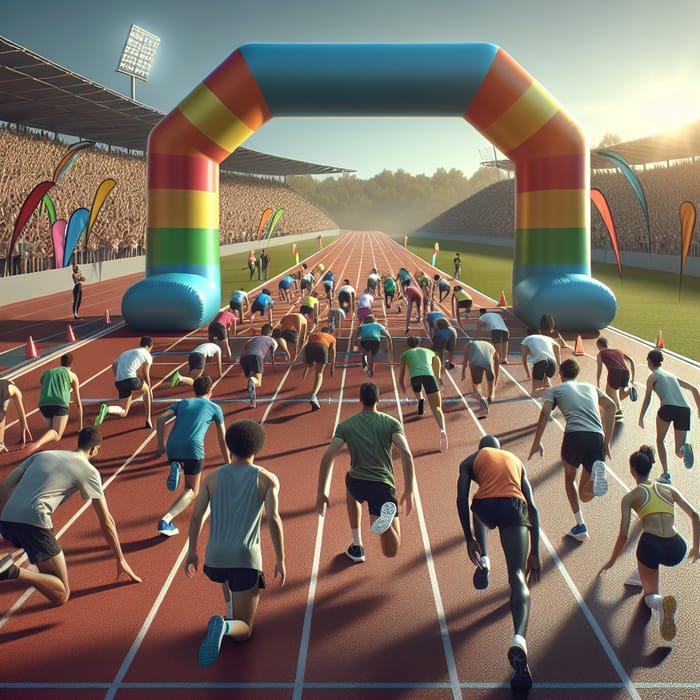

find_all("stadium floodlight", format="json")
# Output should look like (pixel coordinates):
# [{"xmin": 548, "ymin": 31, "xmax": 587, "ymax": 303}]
[
  {"xmin": 116, "ymin": 24, "xmax": 160, "ymax": 100},
  {"xmin": 478, "ymin": 145, "xmax": 501, "ymax": 180}
]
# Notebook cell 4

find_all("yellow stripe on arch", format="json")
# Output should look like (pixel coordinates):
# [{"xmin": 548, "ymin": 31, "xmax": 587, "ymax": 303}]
[
  {"xmin": 482, "ymin": 83, "xmax": 560, "ymax": 154},
  {"xmin": 516, "ymin": 189, "xmax": 589, "ymax": 229},
  {"xmin": 149, "ymin": 189, "xmax": 219, "ymax": 230},
  {"xmin": 178, "ymin": 83, "xmax": 254, "ymax": 154}
]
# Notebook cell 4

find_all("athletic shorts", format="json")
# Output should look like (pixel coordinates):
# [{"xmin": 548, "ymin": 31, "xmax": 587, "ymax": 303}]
[
  {"xmin": 384, "ymin": 290, "xmax": 395, "ymax": 300},
  {"xmin": 360, "ymin": 339, "xmax": 380, "ymax": 354},
  {"xmin": 432, "ymin": 333, "xmax": 456, "ymax": 354},
  {"xmin": 300, "ymin": 279, "xmax": 310, "ymax": 291},
  {"xmin": 39, "ymin": 405, "xmax": 69, "ymax": 418},
  {"xmin": 490, "ymin": 329, "xmax": 509, "ymax": 344},
  {"xmin": 636, "ymin": 531, "xmax": 687, "ymax": 570},
  {"xmin": 279, "ymin": 329, "xmax": 297, "ymax": 344},
  {"xmin": 338, "ymin": 291, "xmax": 351, "ymax": 307},
  {"xmin": 323, "ymin": 281, "xmax": 334, "ymax": 293},
  {"xmin": 561, "ymin": 431, "xmax": 604, "ymax": 473},
  {"xmin": 300, "ymin": 305, "xmax": 314, "ymax": 317},
  {"xmin": 251, "ymin": 301, "xmax": 268, "ymax": 317},
  {"xmin": 658, "ymin": 405, "xmax": 691, "ymax": 431},
  {"xmin": 0, "ymin": 520, "xmax": 61, "ymax": 564},
  {"xmin": 169, "ymin": 457, "xmax": 205, "ymax": 476},
  {"xmin": 532, "ymin": 358, "xmax": 557, "ymax": 381},
  {"xmin": 345, "ymin": 473, "xmax": 397, "ymax": 517},
  {"xmin": 240, "ymin": 354, "xmax": 264, "ymax": 377},
  {"xmin": 358, "ymin": 306, "xmax": 372, "ymax": 322},
  {"xmin": 457, "ymin": 300, "xmax": 473, "ymax": 311},
  {"xmin": 230, "ymin": 301, "xmax": 242, "ymax": 313},
  {"xmin": 208, "ymin": 321, "xmax": 226, "ymax": 342},
  {"xmin": 606, "ymin": 369, "xmax": 630, "ymax": 390},
  {"xmin": 470, "ymin": 365, "xmax": 494, "ymax": 384},
  {"xmin": 115, "ymin": 377, "xmax": 143, "ymax": 398},
  {"xmin": 471, "ymin": 497, "xmax": 530, "ymax": 529},
  {"xmin": 188, "ymin": 352, "xmax": 205, "ymax": 371},
  {"xmin": 410, "ymin": 375, "xmax": 439, "ymax": 395},
  {"xmin": 305, "ymin": 343, "xmax": 328, "ymax": 365},
  {"xmin": 203, "ymin": 565, "xmax": 266, "ymax": 591}
]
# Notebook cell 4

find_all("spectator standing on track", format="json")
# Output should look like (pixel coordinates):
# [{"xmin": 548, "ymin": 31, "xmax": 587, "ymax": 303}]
[
  {"xmin": 599, "ymin": 445, "xmax": 700, "ymax": 642},
  {"xmin": 316, "ymin": 382, "xmax": 415, "ymax": 563},
  {"xmin": 239, "ymin": 325, "xmax": 278, "ymax": 408},
  {"xmin": 31, "ymin": 353, "xmax": 83, "ymax": 453},
  {"xmin": 595, "ymin": 336, "xmax": 637, "ymax": 419},
  {"xmin": 229, "ymin": 289, "xmax": 250, "ymax": 325},
  {"xmin": 639, "ymin": 349, "xmax": 700, "ymax": 482},
  {"xmin": 249, "ymin": 289, "xmax": 274, "ymax": 330},
  {"xmin": 0, "ymin": 378, "xmax": 32, "ymax": 452},
  {"xmin": 208, "ymin": 309, "xmax": 237, "ymax": 360},
  {"xmin": 95, "ymin": 336, "xmax": 154, "ymax": 429},
  {"xmin": 453, "ymin": 253, "xmax": 462, "ymax": 280},
  {"xmin": 0, "ymin": 427, "xmax": 141, "ymax": 605},
  {"xmin": 478, "ymin": 308, "xmax": 511, "ymax": 364},
  {"xmin": 184, "ymin": 420, "xmax": 285, "ymax": 668},
  {"xmin": 260, "ymin": 249, "xmax": 270, "ymax": 281},
  {"xmin": 521, "ymin": 328, "xmax": 561, "ymax": 395},
  {"xmin": 399, "ymin": 336, "xmax": 448, "ymax": 452},
  {"xmin": 155, "ymin": 375, "xmax": 229, "ymax": 538},
  {"xmin": 351, "ymin": 314, "xmax": 393, "ymax": 378},
  {"xmin": 528, "ymin": 358, "xmax": 616, "ymax": 542},
  {"xmin": 171, "ymin": 342, "xmax": 223, "ymax": 388},
  {"xmin": 457, "ymin": 434, "xmax": 540, "ymax": 692},
  {"xmin": 247, "ymin": 250, "xmax": 256, "ymax": 280},
  {"xmin": 337, "ymin": 279, "xmax": 356, "ymax": 315},
  {"xmin": 302, "ymin": 327, "xmax": 337, "ymax": 411},
  {"xmin": 71, "ymin": 264, "xmax": 85, "ymax": 319},
  {"xmin": 462, "ymin": 338, "xmax": 501, "ymax": 415}
]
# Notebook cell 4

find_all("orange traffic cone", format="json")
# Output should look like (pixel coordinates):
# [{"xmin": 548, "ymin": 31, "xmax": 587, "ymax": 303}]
[
  {"xmin": 574, "ymin": 335, "xmax": 585, "ymax": 356},
  {"xmin": 67, "ymin": 324, "xmax": 77, "ymax": 342},
  {"xmin": 25, "ymin": 336, "xmax": 39, "ymax": 359},
  {"xmin": 498, "ymin": 290, "xmax": 507, "ymax": 307},
  {"xmin": 656, "ymin": 330, "xmax": 664, "ymax": 348},
  {"xmin": 104, "ymin": 309, "xmax": 111, "ymax": 325}
]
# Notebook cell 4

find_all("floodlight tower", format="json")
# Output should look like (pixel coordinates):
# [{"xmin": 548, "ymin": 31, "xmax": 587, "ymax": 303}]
[{"xmin": 116, "ymin": 24, "xmax": 160, "ymax": 101}]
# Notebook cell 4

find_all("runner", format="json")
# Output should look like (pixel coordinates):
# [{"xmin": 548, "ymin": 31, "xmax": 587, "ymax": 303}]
[
  {"xmin": 278, "ymin": 274, "xmax": 297, "ymax": 303},
  {"xmin": 272, "ymin": 312, "xmax": 307, "ymax": 361},
  {"xmin": 430, "ymin": 317, "xmax": 458, "ymax": 370},
  {"xmin": 0, "ymin": 378, "xmax": 32, "ymax": 452},
  {"xmin": 337, "ymin": 279, "xmax": 356, "ymax": 315},
  {"xmin": 208, "ymin": 308, "xmax": 237, "ymax": 360},
  {"xmin": 229, "ymin": 289, "xmax": 250, "ymax": 325},
  {"xmin": 478, "ymin": 308, "xmax": 511, "ymax": 364},
  {"xmin": 184, "ymin": 420, "xmax": 285, "ymax": 667},
  {"xmin": 350, "ymin": 314, "xmax": 393, "ymax": 378},
  {"xmin": 171, "ymin": 342, "xmax": 222, "ymax": 388},
  {"xmin": 451, "ymin": 285, "xmax": 473, "ymax": 326},
  {"xmin": 249, "ymin": 289, "xmax": 274, "ymax": 330},
  {"xmin": 461, "ymin": 338, "xmax": 500, "ymax": 414},
  {"xmin": 521, "ymin": 327, "xmax": 561, "ymax": 394},
  {"xmin": 316, "ymin": 382, "xmax": 415, "ymax": 563},
  {"xmin": 432, "ymin": 274, "xmax": 452, "ymax": 303},
  {"xmin": 457, "ymin": 434, "xmax": 540, "ymax": 691},
  {"xmin": 299, "ymin": 293, "xmax": 321, "ymax": 327},
  {"xmin": 383, "ymin": 272, "xmax": 397, "ymax": 309},
  {"xmin": 239, "ymin": 325, "xmax": 278, "ymax": 408},
  {"xmin": 403, "ymin": 285, "xmax": 423, "ymax": 333},
  {"xmin": 302, "ymin": 327, "xmax": 337, "ymax": 411},
  {"xmin": 322, "ymin": 269, "xmax": 335, "ymax": 301}
]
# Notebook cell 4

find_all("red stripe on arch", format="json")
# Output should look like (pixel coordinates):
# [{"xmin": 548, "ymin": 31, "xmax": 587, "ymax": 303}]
[
  {"xmin": 148, "ymin": 154, "xmax": 218, "ymax": 192},
  {"xmin": 506, "ymin": 111, "xmax": 586, "ymax": 163},
  {"xmin": 149, "ymin": 109, "xmax": 230, "ymax": 162},
  {"xmin": 517, "ymin": 153, "xmax": 587, "ymax": 192}
]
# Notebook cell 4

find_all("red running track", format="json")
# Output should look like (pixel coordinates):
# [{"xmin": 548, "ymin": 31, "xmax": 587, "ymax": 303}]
[{"xmin": 1, "ymin": 231, "xmax": 700, "ymax": 699}]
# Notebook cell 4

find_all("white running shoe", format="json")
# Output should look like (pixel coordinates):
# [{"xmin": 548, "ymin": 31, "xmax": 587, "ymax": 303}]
[{"xmin": 370, "ymin": 502, "xmax": 397, "ymax": 534}]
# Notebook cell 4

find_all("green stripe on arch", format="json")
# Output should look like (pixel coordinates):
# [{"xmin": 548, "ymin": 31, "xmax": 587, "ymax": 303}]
[
  {"xmin": 515, "ymin": 227, "xmax": 589, "ymax": 266},
  {"xmin": 147, "ymin": 227, "xmax": 220, "ymax": 266}
]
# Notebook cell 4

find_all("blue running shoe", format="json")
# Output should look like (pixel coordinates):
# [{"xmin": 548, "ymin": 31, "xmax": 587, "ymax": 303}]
[
  {"xmin": 158, "ymin": 519, "xmax": 179, "ymax": 537},
  {"xmin": 566, "ymin": 523, "xmax": 589, "ymax": 542},
  {"xmin": 167, "ymin": 462, "xmax": 182, "ymax": 491},
  {"xmin": 658, "ymin": 472, "xmax": 672, "ymax": 484},
  {"xmin": 247, "ymin": 378, "xmax": 256, "ymax": 408},
  {"xmin": 345, "ymin": 544, "xmax": 365, "ymax": 563},
  {"xmin": 682, "ymin": 443, "xmax": 694, "ymax": 469},
  {"xmin": 199, "ymin": 615, "xmax": 227, "ymax": 668},
  {"xmin": 592, "ymin": 460, "xmax": 608, "ymax": 497},
  {"xmin": 629, "ymin": 385, "xmax": 638, "ymax": 402}
]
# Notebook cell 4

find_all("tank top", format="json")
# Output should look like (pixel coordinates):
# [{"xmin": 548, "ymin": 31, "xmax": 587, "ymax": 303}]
[
  {"xmin": 472, "ymin": 448, "xmax": 526, "ymax": 502},
  {"xmin": 39, "ymin": 367, "xmax": 71, "ymax": 408},
  {"xmin": 634, "ymin": 481, "xmax": 675, "ymax": 520}
]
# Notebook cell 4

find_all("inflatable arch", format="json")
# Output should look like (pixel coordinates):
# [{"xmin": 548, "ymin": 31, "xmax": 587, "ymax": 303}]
[{"xmin": 123, "ymin": 43, "xmax": 616, "ymax": 331}]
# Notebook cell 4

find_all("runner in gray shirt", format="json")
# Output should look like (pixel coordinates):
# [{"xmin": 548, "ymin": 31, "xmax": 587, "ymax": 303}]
[{"xmin": 239, "ymin": 324, "xmax": 278, "ymax": 408}]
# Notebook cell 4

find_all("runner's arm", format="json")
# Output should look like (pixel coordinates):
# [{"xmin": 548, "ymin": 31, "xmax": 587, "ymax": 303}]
[{"xmin": 92, "ymin": 497, "xmax": 142, "ymax": 583}]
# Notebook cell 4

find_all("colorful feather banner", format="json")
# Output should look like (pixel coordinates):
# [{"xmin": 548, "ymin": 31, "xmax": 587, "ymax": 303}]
[
  {"xmin": 679, "ymin": 201, "xmax": 697, "ymax": 299},
  {"xmin": 86, "ymin": 178, "xmax": 116, "ymax": 249},
  {"xmin": 591, "ymin": 188, "xmax": 622, "ymax": 278},
  {"xmin": 62, "ymin": 208, "xmax": 89, "ymax": 268},
  {"xmin": 256, "ymin": 207, "xmax": 274, "ymax": 241},
  {"xmin": 9, "ymin": 180, "xmax": 55, "ymax": 258},
  {"xmin": 51, "ymin": 220, "xmax": 67, "ymax": 269},
  {"xmin": 266, "ymin": 208, "xmax": 285, "ymax": 242},
  {"xmin": 41, "ymin": 193, "xmax": 57, "ymax": 225},
  {"xmin": 52, "ymin": 141, "xmax": 95, "ymax": 184}
]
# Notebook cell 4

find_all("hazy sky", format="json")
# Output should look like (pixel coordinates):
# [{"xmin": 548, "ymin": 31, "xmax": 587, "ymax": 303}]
[{"xmin": 3, "ymin": 0, "xmax": 699, "ymax": 179}]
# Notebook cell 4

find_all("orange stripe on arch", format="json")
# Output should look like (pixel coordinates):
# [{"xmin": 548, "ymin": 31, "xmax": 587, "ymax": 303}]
[
  {"xmin": 149, "ymin": 109, "xmax": 230, "ymax": 162},
  {"xmin": 507, "ymin": 110, "xmax": 587, "ymax": 162}
]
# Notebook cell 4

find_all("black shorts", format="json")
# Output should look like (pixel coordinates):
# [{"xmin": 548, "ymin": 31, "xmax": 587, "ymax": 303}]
[
  {"xmin": 230, "ymin": 301, "xmax": 243, "ymax": 313},
  {"xmin": 39, "ymin": 405, "xmax": 69, "ymax": 418},
  {"xmin": 338, "ymin": 291, "xmax": 351, "ymax": 306},
  {"xmin": 532, "ymin": 358, "xmax": 557, "ymax": 380},
  {"xmin": 115, "ymin": 377, "xmax": 143, "ymax": 398},
  {"xmin": 300, "ymin": 305, "xmax": 314, "ymax": 317},
  {"xmin": 561, "ymin": 431, "xmax": 604, "ymax": 473},
  {"xmin": 280, "ymin": 329, "xmax": 297, "ymax": 344},
  {"xmin": 251, "ymin": 301, "xmax": 268, "ymax": 317},
  {"xmin": 471, "ymin": 497, "xmax": 530, "ymax": 529},
  {"xmin": 169, "ymin": 457, "xmax": 205, "ymax": 476},
  {"xmin": 188, "ymin": 352, "xmax": 205, "ymax": 371},
  {"xmin": 345, "ymin": 473, "xmax": 397, "ymax": 517},
  {"xmin": 305, "ymin": 343, "xmax": 328, "ymax": 365},
  {"xmin": 360, "ymin": 339, "xmax": 380, "ymax": 354},
  {"xmin": 0, "ymin": 520, "xmax": 61, "ymax": 564},
  {"xmin": 300, "ymin": 279, "xmax": 310, "ymax": 291},
  {"xmin": 208, "ymin": 321, "xmax": 226, "ymax": 342},
  {"xmin": 470, "ymin": 365, "xmax": 494, "ymax": 383},
  {"xmin": 203, "ymin": 565, "xmax": 266, "ymax": 591},
  {"xmin": 490, "ymin": 329, "xmax": 509, "ymax": 343},
  {"xmin": 240, "ymin": 354, "xmax": 264, "ymax": 377},
  {"xmin": 636, "ymin": 532, "xmax": 687, "ymax": 570},
  {"xmin": 606, "ymin": 368, "xmax": 630, "ymax": 390},
  {"xmin": 432, "ymin": 334, "xmax": 456, "ymax": 354},
  {"xmin": 658, "ymin": 405, "xmax": 691, "ymax": 431},
  {"xmin": 410, "ymin": 375, "xmax": 439, "ymax": 395},
  {"xmin": 457, "ymin": 300, "xmax": 473, "ymax": 311}
]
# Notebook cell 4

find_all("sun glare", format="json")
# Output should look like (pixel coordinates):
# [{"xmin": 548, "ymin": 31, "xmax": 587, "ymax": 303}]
[{"xmin": 640, "ymin": 86, "xmax": 700, "ymax": 135}]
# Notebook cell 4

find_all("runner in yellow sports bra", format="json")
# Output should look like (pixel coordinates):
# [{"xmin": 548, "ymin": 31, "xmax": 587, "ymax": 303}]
[{"xmin": 599, "ymin": 445, "xmax": 700, "ymax": 641}]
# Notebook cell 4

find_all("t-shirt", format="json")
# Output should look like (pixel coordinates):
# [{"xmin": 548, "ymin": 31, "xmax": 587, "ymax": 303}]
[
  {"xmin": 542, "ymin": 381, "xmax": 605, "ymax": 434},
  {"xmin": 192, "ymin": 342, "xmax": 221, "ymax": 360},
  {"xmin": 254, "ymin": 292, "xmax": 273, "ymax": 309},
  {"xmin": 279, "ymin": 275, "xmax": 295, "ymax": 290},
  {"xmin": 166, "ymin": 396, "xmax": 224, "ymax": 461},
  {"xmin": 242, "ymin": 336, "xmax": 278, "ymax": 360},
  {"xmin": 115, "ymin": 347, "xmax": 152, "ymax": 381},
  {"xmin": 338, "ymin": 284, "xmax": 355, "ymax": 297},
  {"xmin": 358, "ymin": 322, "xmax": 387, "ymax": 342},
  {"xmin": 334, "ymin": 411, "xmax": 403, "ymax": 488},
  {"xmin": 213, "ymin": 309, "xmax": 236, "ymax": 327},
  {"xmin": 230, "ymin": 290, "xmax": 248, "ymax": 305},
  {"xmin": 598, "ymin": 348, "xmax": 627, "ymax": 372},
  {"xmin": 401, "ymin": 347, "xmax": 438, "ymax": 378},
  {"xmin": 39, "ymin": 366, "xmax": 71, "ymax": 408},
  {"xmin": 1, "ymin": 450, "xmax": 103, "ymax": 528},
  {"xmin": 479, "ymin": 312, "xmax": 509, "ymax": 333},
  {"xmin": 404, "ymin": 286, "xmax": 422, "ymax": 302},
  {"xmin": 357, "ymin": 293, "xmax": 373, "ymax": 309},
  {"xmin": 308, "ymin": 331, "xmax": 336, "ymax": 351},
  {"xmin": 384, "ymin": 277, "xmax": 396, "ymax": 293},
  {"xmin": 521, "ymin": 335, "xmax": 557, "ymax": 364},
  {"xmin": 472, "ymin": 447, "xmax": 525, "ymax": 503},
  {"xmin": 468, "ymin": 340, "xmax": 496, "ymax": 369},
  {"xmin": 652, "ymin": 368, "xmax": 688, "ymax": 408}
]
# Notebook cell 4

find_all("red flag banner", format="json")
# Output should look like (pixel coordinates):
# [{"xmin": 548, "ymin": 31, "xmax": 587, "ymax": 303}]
[{"xmin": 591, "ymin": 188, "xmax": 622, "ymax": 278}]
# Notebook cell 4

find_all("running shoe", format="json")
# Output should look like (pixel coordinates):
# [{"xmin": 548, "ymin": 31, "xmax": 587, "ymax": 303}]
[
  {"xmin": 566, "ymin": 523, "xmax": 590, "ymax": 542},
  {"xmin": 501, "ymin": 358, "xmax": 509, "ymax": 365},
  {"xmin": 310, "ymin": 396, "xmax": 321, "ymax": 412},
  {"xmin": 247, "ymin": 378, "xmax": 256, "ymax": 408},
  {"xmin": 158, "ymin": 519, "xmax": 179, "ymax": 537},
  {"xmin": 0, "ymin": 554, "xmax": 19, "ymax": 581},
  {"xmin": 417, "ymin": 398, "xmax": 425, "ymax": 415},
  {"xmin": 591, "ymin": 460, "xmax": 609, "ymax": 497},
  {"xmin": 370, "ymin": 502, "xmax": 398, "ymax": 534},
  {"xmin": 624, "ymin": 569, "xmax": 643, "ymax": 588},
  {"xmin": 508, "ymin": 644, "xmax": 533, "ymax": 692},
  {"xmin": 94, "ymin": 403, "xmax": 109, "ymax": 426},
  {"xmin": 170, "ymin": 370, "xmax": 181, "ymax": 389},
  {"xmin": 167, "ymin": 462, "xmax": 182, "ymax": 491},
  {"xmin": 658, "ymin": 472, "xmax": 672, "ymax": 484},
  {"xmin": 439, "ymin": 430, "xmax": 449, "ymax": 452},
  {"xmin": 629, "ymin": 385, "xmax": 638, "ymax": 402},
  {"xmin": 479, "ymin": 395, "xmax": 489, "ymax": 414},
  {"xmin": 682, "ymin": 443, "xmax": 694, "ymax": 469},
  {"xmin": 404, "ymin": 327, "xmax": 409, "ymax": 334},
  {"xmin": 345, "ymin": 544, "xmax": 366, "ymax": 563},
  {"xmin": 615, "ymin": 410, "xmax": 624, "ymax": 422},
  {"xmin": 660, "ymin": 595, "xmax": 677, "ymax": 641},
  {"xmin": 199, "ymin": 615, "xmax": 227, "ymax": 668},
  {"xmin": 445, "ymin": 362, "xmax": 455, "ymax": 370},
  {"xmin": 473, "ymin": 564, "xmax": 489, "ymax": 590}
]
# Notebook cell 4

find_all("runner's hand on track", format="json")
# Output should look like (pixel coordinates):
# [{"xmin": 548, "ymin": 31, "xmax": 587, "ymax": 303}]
[
  {"xmin": 184, "ymin": 552, "xmax": 198, "ymax": 578},
  {"xmin": 526, "ymin": 554, "xmax": 540, "ymax": 583},
  {"xmin": 466, "ymin": 538, "xmax": 482, "ymax": 567},
  {"xmin": 117, "ymin": 558, "xmax": 142, "ymax": 583},
  {"xmin": 20, "ymin": 426, "xmax": 33, "ymax": 447},
  {"xmin": 528, "ymin": 443, "xmax": 544, "ymax": 460},
  {"xmin": 400, "ymin": 490, "xmax": 414, "ymax": 516},
  {"xmin": 275, "ymin": 560, "xmax": 286, "ymax": 586}
]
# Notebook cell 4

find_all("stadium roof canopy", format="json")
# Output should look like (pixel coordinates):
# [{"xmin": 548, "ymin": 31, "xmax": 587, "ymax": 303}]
[{"xmin": 0, "ymin": 35, "xmax": 354, "ymax": 177}]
